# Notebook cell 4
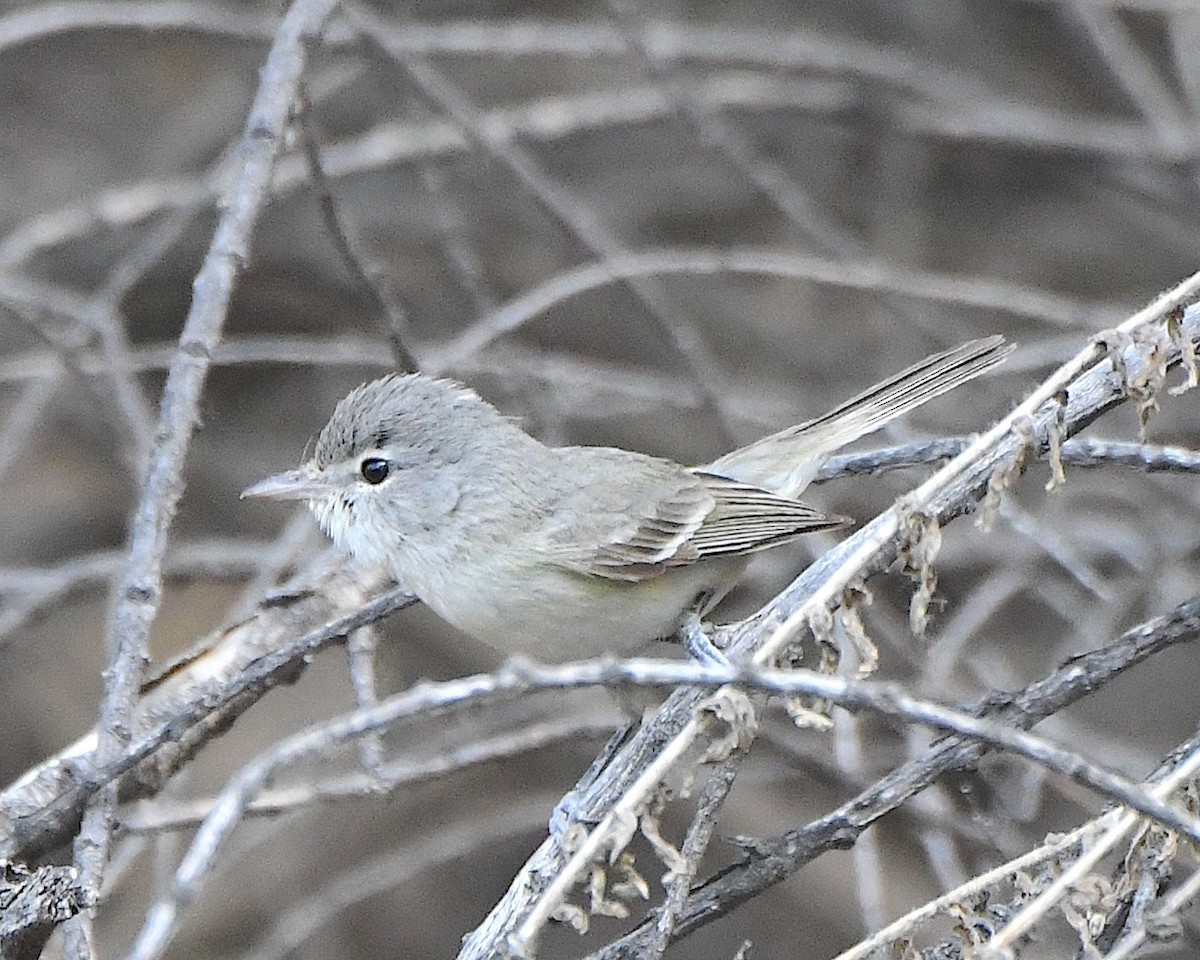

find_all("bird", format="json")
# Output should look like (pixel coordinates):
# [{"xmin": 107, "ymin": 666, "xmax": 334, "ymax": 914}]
[{"xmin": 243, "ymin": 336, "xmax": 1011, "ymax": 662}]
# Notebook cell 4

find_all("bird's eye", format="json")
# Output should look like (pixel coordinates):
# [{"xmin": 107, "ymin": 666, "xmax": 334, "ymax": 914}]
[{"xmin": 360, "ymin": 458, "xmax": 390, "ymax": 485}]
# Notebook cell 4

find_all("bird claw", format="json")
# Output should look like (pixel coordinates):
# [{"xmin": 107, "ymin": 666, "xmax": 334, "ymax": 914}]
[{"xmin": 679, "ymin": 611, "xmax": 730, "ymax": 667}]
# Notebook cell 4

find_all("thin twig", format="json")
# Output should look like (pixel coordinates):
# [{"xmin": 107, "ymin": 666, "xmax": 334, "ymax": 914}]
[
  {"xmin": 345, "ymin": 626, "xmax": 385, "ymax": 778},
  {"xmin": 430, "ymin": 247, "xmax": 1106, "ymax": 368},
  {"xmin": 294, "ymin": 80, "xmax": 419, "ymax": 372},
  {"xmin": 644, "ymin": 759, "xmax": 740, "ymax": 960},
  {"xmin": 1068, "ymin": 3, "xmax": 1191, "ymax": 154},
  {"xmin": 982, "ymin": 740, "xmax": 1200, "ymax": 955},
  {"xmin": 0, "ymin": 562, "xmax": 411, "ymax": 862},
  {"xmin": 343, "ymin": 0, "xmax": 746, "ymax": 444},
  {"xmin": 121, "ymin": 718, "xmax": 614, "ymax": 834},
  {"xmin": 418, "ymin": 161, "xmax": 497, "ymax": 312},
  {"xmin": 231, "ymin": 794, "xmax": 558, "ymax": 960},
  {"xmin": 603, "ymin": 0, "xmax": 959, "ymax": 345}
]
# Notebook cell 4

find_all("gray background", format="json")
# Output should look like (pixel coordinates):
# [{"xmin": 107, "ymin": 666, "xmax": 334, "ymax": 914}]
[{"xmin": 2, "ymin": 0, "xmax": 1200, "ymax": 957}]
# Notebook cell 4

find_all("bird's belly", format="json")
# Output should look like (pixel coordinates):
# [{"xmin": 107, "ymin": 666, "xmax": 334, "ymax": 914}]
[{"xmin": 418, "ymin": 560, "xmax": 742, "ymax": 663}]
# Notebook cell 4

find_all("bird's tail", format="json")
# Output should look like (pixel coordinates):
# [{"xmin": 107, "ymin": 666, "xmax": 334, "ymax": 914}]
[{"xmin": 707, "ymin": 335, "xmax": 1014, "ymax": 497}]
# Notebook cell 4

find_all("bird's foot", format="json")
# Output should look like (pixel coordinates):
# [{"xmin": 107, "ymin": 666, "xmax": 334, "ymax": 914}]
[{"xmin": 679, "ymin": 610, "xmax": 729, "ymax": 667}]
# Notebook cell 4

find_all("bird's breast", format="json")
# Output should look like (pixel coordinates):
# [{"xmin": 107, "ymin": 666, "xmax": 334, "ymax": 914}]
[{"xmin": 409, "ymin": 552, "xmax": 744, "ymax": 662}]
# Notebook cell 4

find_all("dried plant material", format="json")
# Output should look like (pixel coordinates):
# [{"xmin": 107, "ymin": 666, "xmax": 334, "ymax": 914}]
[
  {"xmin": 978, "ymin": 415, "xmax": 1036, "ymax": 531},
  {"xmin": 1095, "ymin": 328, "xmax": 1130, "ymax": 385},
  {"xmin": 1129, "ymin": 820, "xmax": 1176, "ymax": 874},
  {"xmin": 549, "ymin": 901, "xmax": 589, "ymax": 934},
  {"xmin": 839, "ymin": 584, "xmax": 877, "ymax": 678},
  {"xmin": 898, "ymin": 503, "xmax": 942, "ymax": 638},
  {"xmin": 806, "ymin": 606, "xmax": 836, "ymax": 659},
  {"xmin": 641, "ymin": 812, "xmax": 687, "ymax": 877},
  {"xmin": 1060, "ymin": 908, "xmax": 1102, "ymax": 959},
  {"xmin": 1044, "ymin": 389, "xmax": 1068, "ymax": 492},
  {"xmin": 588, "ymin": 862, "xmax": 630, "ymax": 918},
  {"xmin": 608, "ymin": 850, "xmax": 650, "ymax": 901},
  {"xmin": 774, "ymin": 636, "xmax": 808, "ymax": 671},
  {"xmin": 784, "ymin": 700, "xmax": 835, "ymax": 731},
  {"xmin": 1087, "ymin": 321, "xmax": 1175, "ymax": 441},
  {"xmin": 1062, "ymin": 875, "xmax": 1110, "ymax": 958},
  {"xmin": 676, "ymin": 768, "xmax": 698, "ymax": 801},
  {"xmin": 1127, "ymin": 326, "xmax": 1169, "ymax": 441},
  {"xmin": 1118, "ymin": 820, "xmax": 1177, "ymax": 913},
  {"xmin": 558, "ymin": 822, "xmax": 590, "ymax": 857},
  {"xmin": 816, "ymin": 630, "xmax": 840, "ymax": 675},
  {"xmin": 788, "ymin": 605, "xmax": 838, "ymax": 721},
  {"xmin": 587, "ymin": 849, "xmax": 650, "ymax": 919},
  {"xmin": 1019, "ymin": 856, "xmax": 1069, "ymax": 905},
  {"xmin": 698, "ymin": 688, "xmax": 757, "ymax": 761},
  {"xmin": 946, "ymin": 894, "xmax": 997, "ymax": 948},
  {"xmin": 1166, "ymin": 305, "xmax": 1199, "ymax": 395},
  {"xmin": 607, "ymin": 808, "xmax": 639, "ymax": 864}
]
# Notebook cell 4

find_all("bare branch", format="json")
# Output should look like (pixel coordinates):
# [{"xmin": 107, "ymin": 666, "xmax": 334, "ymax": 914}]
[
  {"xmin": 294, "ymin": 80, "xmax": 419, "ymax": 372},
  {"xmin": 591, "ymin": 594, "xmax": 1200, "ymax": 958},
  {"xmin": 127, "ymin": 637, "xmax": 1200, "ymax": 960},
  {"xmin": 0, "ymin": 559, "xmax": 409, "ymax": 862},
  {"xmin": 73, "ymin": 0, "xmax": 344, "ymax": 919}
]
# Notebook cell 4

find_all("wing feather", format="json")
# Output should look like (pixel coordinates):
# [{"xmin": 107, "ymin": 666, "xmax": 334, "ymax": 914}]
[
  {"xmin": 543, "ymin": 455, "xmax": 847, "ymax": 582},
  {"xmin": 684, "ymin": 472, "xmax": 847, "ymax": 558}
]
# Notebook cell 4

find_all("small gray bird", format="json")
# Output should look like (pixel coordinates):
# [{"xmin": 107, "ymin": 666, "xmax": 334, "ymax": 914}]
[{"xmin": 243, "ymin": 336, "xmax": 1011, "ymax": 662}]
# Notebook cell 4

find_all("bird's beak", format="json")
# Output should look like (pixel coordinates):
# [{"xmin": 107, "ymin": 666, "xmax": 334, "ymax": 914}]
[{"xmin": 241, "ymin": 467, "xmax": 329, "ymax": 502}]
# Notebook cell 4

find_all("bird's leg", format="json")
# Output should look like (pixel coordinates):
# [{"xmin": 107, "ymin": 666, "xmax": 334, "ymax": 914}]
[
  {"xmin": 678, "ymin": 593, "xmax": 730, "ymax": 666},
  {"xmin": 549, "ymin": 722, "xmax": 637, "ymax": 837}
]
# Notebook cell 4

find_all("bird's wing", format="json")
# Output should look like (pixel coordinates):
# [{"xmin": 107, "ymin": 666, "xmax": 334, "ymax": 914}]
[
  {"xmin": 684, "ymin": 471, "xmax": 848, "ymax": 558},
  {"xmin": 540, "ymin": 450, "xmax": 846, "ymax": 583}
]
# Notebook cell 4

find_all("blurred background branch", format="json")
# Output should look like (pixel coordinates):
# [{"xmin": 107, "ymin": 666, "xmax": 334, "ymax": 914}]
[{"xmin": 3, "ymin": 1, "xmax": 1200, "ymax": 958}]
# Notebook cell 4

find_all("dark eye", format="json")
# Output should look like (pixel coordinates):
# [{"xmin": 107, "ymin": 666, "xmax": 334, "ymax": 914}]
[{"xmin": 360, "ymin": 458, "xmax": 390, "ymax": 485}]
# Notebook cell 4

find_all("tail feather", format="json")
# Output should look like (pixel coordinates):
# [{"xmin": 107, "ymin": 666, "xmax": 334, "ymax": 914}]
[{"xmin": 707, "ymin": 335, "xmax": 1013, "ymax": 496}]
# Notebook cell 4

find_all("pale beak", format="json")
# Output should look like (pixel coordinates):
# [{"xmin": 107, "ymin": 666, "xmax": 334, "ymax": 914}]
[{"xmin": 241, "ymin": 467, "xmax": 329, "ymax": 501}]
